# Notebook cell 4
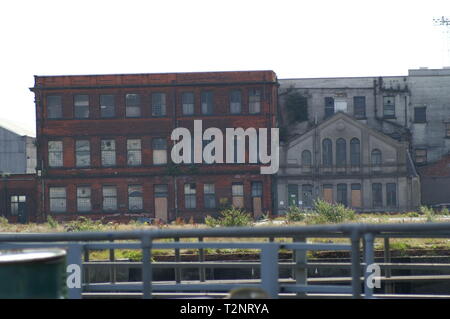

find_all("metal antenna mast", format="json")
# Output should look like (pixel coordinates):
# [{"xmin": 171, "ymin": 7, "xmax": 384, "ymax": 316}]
[{"xmin": 433, "ymin": 16, "xmax": 450, "ymax": 66}]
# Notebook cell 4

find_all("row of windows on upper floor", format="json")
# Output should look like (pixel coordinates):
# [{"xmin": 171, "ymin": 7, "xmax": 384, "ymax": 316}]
[
  {"xmin": 45, "ymin": 89, "xmax": 264, "ymax": 119},
  {"xmin": 48, "ymin": 182, "xmax": 263, "ymax": 213},
  {"xmin": 299, "ymin": 138, "xmax": 384, "ymax": 167}
]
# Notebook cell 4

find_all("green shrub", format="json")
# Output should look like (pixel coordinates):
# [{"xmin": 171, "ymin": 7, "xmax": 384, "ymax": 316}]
[
  {"xmin": 438, "ymin": 207, "xmax": 449, "ymax": 215},
  {"xmin": 286, "ymin": 206, "xmax": 307, "ymax": 222},
  {"xmin": 65, "ymin": 217, "xmax": 103, "ymax": 232},
  {"xmin": 419, "ymin": 206, "xmax": 435, "ymax": 222},
  {"xmin": 0, "ymin": 216, "xmax": 8, "ymax": 226},
  {"xmin": 310, "ymin": 199, "xmax": 356, "ymax": 224},
  {"xmin": 46, "ymin": 215, "xmax": 58, "ymax": 229},
  {"xmin": 406, "ymin": 212, "xmax": 420, "ymax": 218},
  {"xmin": 205, "ymin": 207, "xmax": 253, "ymax": 227}
]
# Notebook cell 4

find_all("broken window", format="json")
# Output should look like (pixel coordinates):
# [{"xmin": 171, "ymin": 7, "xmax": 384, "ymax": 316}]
[
  {"xmin": 77, "ymin": 186, "xmax": 91, "ymax": 212},
  {"xmin": 414, "ymin": 107, "xmax": 427, "ymax": 123},
  {"xmin": 103, "ymin": 186, "xmax": 117, "ymax": 211},
  {"xmin": 152, "ymin": 93, "xmax": 166, "ymax": 116},
  {"xmin": 353, "ymin": 96, "xmax": 366, "ymax": 118},
  {"xmin": 249, "ymin": 88, "xmax": 261, "ymax": 114},
  {"xmin": 383, "ymin": 96, "xmax": 395, "ymax": 118},
  {"xmin": 101, "ymin": 139, "xmax": 116, "ymax": 167},
  {"xmin": 100, "ymin": 94, "xmax": 115, "ymax": 118},
  {"xmin": 49, "ymin": 187, "xmax": 66, "ymax": 212},
  {"xmin": 204, "ymin": 184, "xmax": 216, "ymax": 209},
  {"xmin": 230, "ymin": 90, "xmax": 242, "ymax": 114},
  {"xmin": 126, "ymin": 93, "xmax": 141, "ymax": 117},
  {"xmin": 74, "ymin": 95, "xmax": 89, "ymax": 119},
  {"xmin": 47, "ymin": 95, "xmax": 62, "ymax": 119},
  {"xmin": 153, "ymin": 138, "xmax": 167, "ymax": 165},
  {"xmin": 76, "ymin": 140, "xmax": 90, "ymax": 167},
  {"xmin": 48, "ymin": 141, "xmax": 63, "ymax": 167},
  {"xmin": 182, "ymin": 92, "xmax": 194, "ymax": 115},
  {"xmin": 184, "ymin": 183, "xmax": 196, "ymax": 209},
  {"xmin": 128, "ymin": 185, "xmax": 143, "ymax": 211},
  {"xmin": 127, "ymin": 139, "xmax": 141, "ymax": 166}
]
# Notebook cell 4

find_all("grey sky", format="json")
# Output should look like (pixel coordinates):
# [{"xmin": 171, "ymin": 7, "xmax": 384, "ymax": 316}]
[{"xmin": 1, "ymin": 0, "xmax": 449, "ymax": 133}]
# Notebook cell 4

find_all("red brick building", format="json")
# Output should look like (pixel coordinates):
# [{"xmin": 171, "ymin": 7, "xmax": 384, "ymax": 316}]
[
  {"xmin": 0, "ymin": 174, "xmax": 38, "ymax": 223},
  {"xmin": 30, "ymin": 71, "xmax": 278, "ymax": 222}
]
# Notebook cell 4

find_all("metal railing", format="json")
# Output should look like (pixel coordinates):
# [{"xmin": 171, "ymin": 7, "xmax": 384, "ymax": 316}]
[{"xmin": 1, "ymin": 222, "xmax": 450, "ymax": 299}]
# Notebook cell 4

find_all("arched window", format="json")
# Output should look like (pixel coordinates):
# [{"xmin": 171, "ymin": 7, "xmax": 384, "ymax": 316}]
[
  {"xmin": 336, "ymin": 138, "xmax": 347, "ymax": 167},
  {"xmin": 301, "ymin": 150, "xmax": 312, "ymax": 166},
  {"xmin": 322, "ymin": 139, "xmax": 332, "ymax": 167},
  {"xmin": 371, "ymin": 149, "xmax": 382, "ymax": 166},
  {"xmin": 350, "ymin": 138, "xmax": 361, "ymax": 166}
]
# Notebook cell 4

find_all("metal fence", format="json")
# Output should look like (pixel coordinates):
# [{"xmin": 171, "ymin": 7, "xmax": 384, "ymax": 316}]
[{"xmin": 1, "ymin": 222, "xmax": 450, "ymax": 299}]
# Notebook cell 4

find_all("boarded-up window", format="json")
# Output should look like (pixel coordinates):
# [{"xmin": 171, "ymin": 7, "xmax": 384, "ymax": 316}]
[
  {"xmin": 101, "ymin": 139, "xmax": 116, "ymax": 167},
  {"xmin": 414, "ymin": 107, "xmax": 427, "ymax": 123},
  {"xmin": 152, "ymin": 93, "xmax": 166, "ymax": 116},
  {"xmin": 337, "ymin": 184, "xmax": 347, "ymax": 206},
  {"xmin": 302, "ymin": 150, "xmax": 312, "ymax": 166},
  {"xmin": 323, "ymin": 184, "xmax": 333, "ymax": 203},
  {"xmin": 204, "ymin": 184, "xmax": 216, "ymax": 209},
  {"xmin": 103, "ymin": 186, "xmax": 117, "ymax": 211},
  {"xmin": 182, "ymin": 92, "xmax": 194, "ymax": 115},
  {"xmin": 232, "ymin": 183, "xmax": 244, "ymax": 209},
  {"xmin": 414, "ymin": 149, "xmax": 427, "ymax": 165},
  {"xmin": 127, "ymin": 139, "xmax": 142, "ymax": 166},
  {"xmin": 350, "ymin": 138, "xmax": 360, "ymax": 166},
  {"xmin": 386, "ymin": 183, "xmax": 397, "ymax": 208},
  {"xmin": 77, "ymin": 186, "xmax": 91, "ymax": 212},
  {"xmin": 153, "ymin": 138, "xmax": 167, "ymax": 164},
  {"xmin": 371, "ymin": 149, "xmax": 382, "ymax": 166},
  {"xmin": 47, "ymin": 95, "xmax": 62, "ymax": 119},
  {"xmin": 230, "ymin": 90, "xmax": 242, "ymax": 114},
  {"xmin": 48, "ymin": 141, "xmax": 63, "ymax": 167},
  {"xmin": 336, "ymin": 138, "xmax": 347, "ymax": 167},
  {"xmin": 184, "ymin": 183, "xmax": 196, "ymax": 209},
  {"xmin": 372, "ymin": 183, "xmax": 383, "ymax": 208},
  {"xmin": 322, "ymin": 139, "xmax": 333, "ymax": 167},
  {"xmin": 74, "ymin": 95, "xmax": 89, "ymax": 119},
  {"xmin": 383, "ymin": 96, "xmax": 395, "ymax": 118},
  {"xmin": 49, "ymin": 187, "xmax": 66, "ymax": 212},
  {"xmin": 249, "ymin": 89, "xmax": 261, "ymax": 114},
  {"xmin": 302, "ymin": 184, "xmax": 313, "ymax": 208},
  {"xmin": 351, "ymin": 184, "xmax": 362, "ymax": 208},
  {"xmin": 128, "ymin": 185, "xmax": 143, "ymax": 211},
  {"xmin": 76, "ymin": 140, "xmax": 90, "ymax": 167},
  {"xmin": 201, "ymin": 91, "xmax": 213, "ymax": 115},
  {"xmin": 353, "ymin": 96, "xmax": 366, "ymax": 118},
  {"xmin": 155, "ymin": 185, "xmax": 168, "ymax": 221},
  {"xmin": 324, "ymin": 97, "xmax": 334, "ymax": 118},
  {"xmin": 100, "ymin": 94, "xmax": 115, "ymax": 118},
  {"xmin": 126, "ymin": 93, "xmax": 141, "ymax": 117}
]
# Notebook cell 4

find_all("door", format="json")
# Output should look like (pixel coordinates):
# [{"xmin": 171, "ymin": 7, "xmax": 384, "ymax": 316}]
[
  {"xmin": 11, "ymin": 195, "xmax": 27, "ymax": 224},
  {"xmin": 154, "ymin": 185, "xmax": 168, "ymax": 222},
  {"xmin": 323, "ymin": 185, "xmax": 333, "ymax": 203},
  {"xmin": 287, "ymin": 184, "xmax": 298, "ymax": 207}
]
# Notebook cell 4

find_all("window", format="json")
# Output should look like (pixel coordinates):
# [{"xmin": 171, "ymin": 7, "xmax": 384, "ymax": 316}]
[
  {"xmin": 446, "ymin": 123, "xmax": 450, "ymax": 138},
  {"xmin": 251, "ymin": 182, "xmax": 263, "ymax": 197},
  {"xmin": 201, "ymin": 91, "xmax": 213, "ymax": 115},
  {"xmin": 77, "ymin": 186, "xmax": 91, "ymax": 212},
  {"xmin": 302, "ymin": 150, "xmax": 312, "ymax": 166},
  {"xmin": 10, "ymin": 195, "xmax": 26, "ymax": 216},
  {"xmin": 126, "ymin": 93, "xmax": 141, "ymax": 117},
  {"xmin": 302, "ymin": 184, "xmax": 313, "ymax": 208},
  {"xmin": 287, "ymin": 184, "xmax": 298, "ymax": 207},
  {"xmin": 372, "ymin": 183, "xmax": 383, "ymax": 208},
  {"xmin": 47, "ymin": 95, "xmax": 62, "ymax": 119},
  {"xmin": 155, "ymin": 184, "xmax": 168, "ymax": 197},
  {"xmin": 230, "ymin": 90, "xmax": 242, "ymax": 114},
  {"xmin": 103, "ymin": 186, "xmax": 117, "ymax": 211},
  {"xmin": 350, "ymin": 138, "xmax": 361, "ymax": 166},
  {"xmin": 153, "ymin": 138, "xmax": 167, "ymax": 164},
  {"xmin": 101, "ymin": 139, "xmax": 116, "ymax": 167},
  {"xmin": 204, "ymin": 184, "xmax": 216, "ymax": 209},
  {"xmin": 371, "ymin": 149, "xmax": 382, "ymax": 166},
  {"xmin": 48, "ymin": 141, "xmax": 63, "ymax": 167},
  {"xmin": 337, "ymin": 184, "xmax": 348, "ymax": 206},
  {"xmin": 232, "ymin": 183, "xmax": 244, "ymax": 208},
  {"xmin": 383, "ymin": 96, "xmax": 395, "ymax": 118},
  {"xmin": 353, "ymin": 96, "xmax": 366, "ymax": 118},
  {"xmin": 334, "ymin": 99, "xmax": 347, "ymax": 112},
  {"xmin": 414, "ymin": 107, "xmax": 427, "ymax": 123},
  {"xmin": 184, "ymin": 183, "xmax": 196, "ymax": 209},
  {"xmin": 100, "ymin": 94, "xmax": 115, "ymax": 118},
  {"xmin": 415, "ymin": 149, "xmax": 427, "ymax": 165},
  {"xmin": 336, "ymin": 138, "xmax": 347, "ymax": 167},
  {"xmin": 322, "ymin": 138, "xmax": 333, "ymax": 167},
  {"xmin": 351, "ymin": 184, "xmax": 362, "ymax": 208},
  {"xmin": 249, "ymin": 89, "xmax": 261, "ymax": 114},
  {"xmin": 75, "ymin": 140, "xmax": 90, "ymax": 167},
  {"xmin": 152, "ymin": 93, "xmax": 166, "ymax": 116},
  {"xmin": 182, "ymin": 92, "xmax": 194, "ymax": 115},
  {"xmin": 324, "ymin": 97, "xmax": 334, "ymax": 118},
  {"xmin": 74, "ymin": 95, "xmax": 89, "ymax": 119},
  {"xmin": 386, "ymin": 183, "xmax": 397, "ymax": 208},
  {"xmin": 127, "ymin": 139, "xmax": 142, "ymax": 166},
  {"xmin": 49, "ymin": 187, "xmax": 66, "ymax": 212},
  {"xmin": 128, "ymin": 185, "xmax": 143, "ymax": 211}
]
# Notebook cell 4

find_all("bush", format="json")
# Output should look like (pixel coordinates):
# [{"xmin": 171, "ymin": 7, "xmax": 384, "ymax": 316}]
[
  {"xmin": 406, "ymin": 212, "xmax": 420, "ymax": 218},
  {"xmin": 419, "ymin": 206, "xmax": 435, "ymax": 222},
  {"xmin": 307, "ymin": 199, "xmax": 356, "ymax": 224},
  {"xmin": 437, "ymin": 207, "xmax": 449, "ymax": 215},
  {"xmin": 205, "ymin": 207, "xmax": 253, "ymax": 227},
  {"xmin": 0, "ymin": 216, "xmax": 8, "ymax": 226},
  {"xmin": 64, "ymin": 217, "xmax": 103, "ymax": 232},
  {"xmin": 46, "ymin": 215, "xmax": 58, "ymax": 229},
  {"xmin": 285, "ymin": 206, "xmax": 307, "ymax": 222}
]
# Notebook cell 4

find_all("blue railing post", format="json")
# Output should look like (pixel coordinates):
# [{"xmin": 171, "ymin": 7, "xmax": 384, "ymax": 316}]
[
  {"xmin": 67, "ymin": 243, "xmax": 83, "ymax": 299},
  {"xmin": 350, "ymin": 231, "xmax": 362, "ymax": 299},
  {"xmin": 260, "ymin": 243, "xmax": 279, "ymax": 299},
  {"xmin": 141, "ymin": 234, "xmax": 152, "ymax": 299},
  {"xmin": 364, "ymin": 233, "xmax": 375, "ymax": 299}
]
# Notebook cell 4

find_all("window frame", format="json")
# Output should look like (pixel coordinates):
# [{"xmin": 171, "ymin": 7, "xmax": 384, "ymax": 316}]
[
  {"xmin": 248, "ymin": 88, "xmax": 261, "ymax": 114},
  {"xmin": 47, "ymin": 95, "xmax": 63, "ymax": 119},
  {"xmin": 100, "ymin": 94, "xmax": 115, "ymax": 118},
  {"xmin": 48, "ymin": 141, "xmax": 63, "ymax": 168},
  {"xmin": 127, "ymin": 139, "xmax": 142, "ymax": 166},
  {"xmin": 151, "ymin": 92, "xmax": 167, "ymax": 117},
  {"xmin": 102, "ymin": 185, "xmax": 118, "ymax": 212},
  {"xmin": 125, "ymin": 93, "xmax": 141, "ymax": 118},
  {"xmin": 101, "ymin": 139, "xmax": 116, "ymax": 167},
  {"xmin": 76, "ymin": 186, "xmax": 92, "ymax": 213},
  {"xmin": 353, "ymin": 96, "xmax": 366, "ymax": 118},
  {"xmin": 75, "ymin": 140, "xmax": 91, "ymax": 168},
  {"xmin": 73, "ymin": 94, "xmax": 90, "ymax": 119},
  {"xmin": 49, "ymin": 187, "xmax": 66, "ymax": 213},
  {"xmin": 414, "ymin": 106, "xmax": 427, "ymax": 123}
]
